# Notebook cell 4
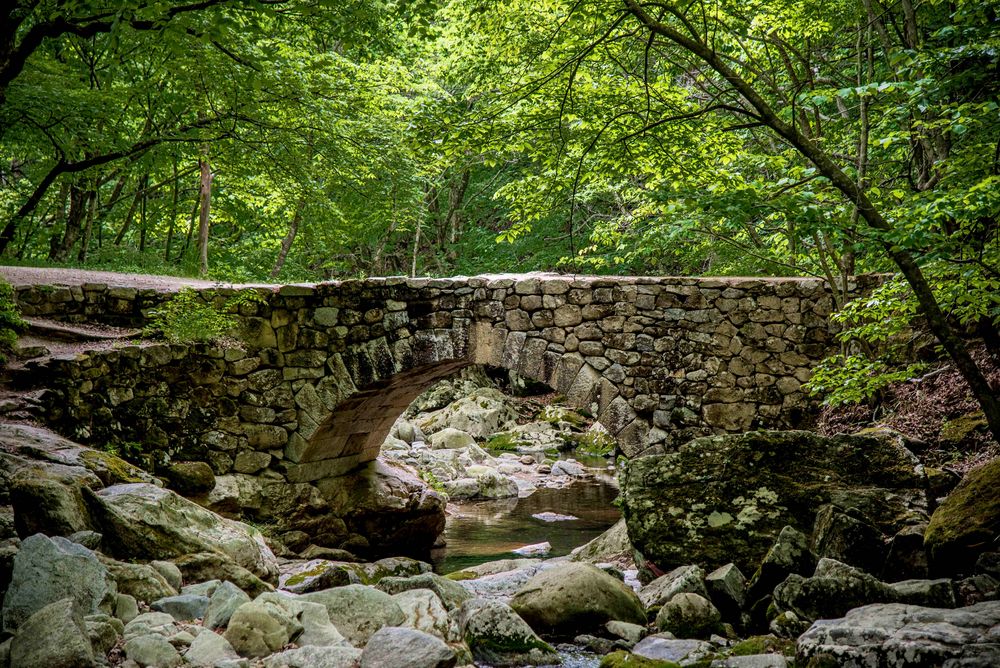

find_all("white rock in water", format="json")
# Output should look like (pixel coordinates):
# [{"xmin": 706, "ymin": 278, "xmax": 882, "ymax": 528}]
[
  {"xmin": 532, "ymin": 512, "xmax": 579, "ymax": 522},
  {"xmin": 512, "ymin": 542, "xmax": 551, "ymax": 557}
]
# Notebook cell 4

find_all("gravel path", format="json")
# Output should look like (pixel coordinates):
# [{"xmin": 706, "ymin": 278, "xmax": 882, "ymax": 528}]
[{"xmin": 0, "ymin": 265, "xmax": 260, "ymax": 290}]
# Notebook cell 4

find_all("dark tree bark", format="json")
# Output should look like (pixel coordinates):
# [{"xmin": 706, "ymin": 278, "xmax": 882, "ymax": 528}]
[{"xmin": 197, "ymin": 146, "xmax": 212, "ymax": 277}]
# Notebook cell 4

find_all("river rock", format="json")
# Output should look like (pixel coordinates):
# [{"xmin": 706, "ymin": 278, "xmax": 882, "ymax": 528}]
[
  {"xmin": 746, "ymin": 526, "xmax": 815, "ymax": 603},
  {"xmin": 571, "ymin": 517, "xmax": 633, "ymax": 565},
  {"xmin": 811, "ymin": 504, "xmax": 887, "ymax": 575},
  {"xmin": 205, "ymin": 580, "xmax": 252, "ymax": 629},
  {"xmin": 393, "ymin": 588, "xmax": 453, "ymax": 640},
  {"xmin": 510, "ymin": 562, "xmax": 646, "ymax": 634},
  {"xmin": 9, "ymin": 598, "xmax": 94, "ymax": 668},
  {"xmin": 457, "ymin": 598, "xmax": 559, "ymax": 667},
  {"xmin": 925, "ymin": 456, "xmax": 1000, "ymax": 576},
  {"xmin": 377, "ymin": 572, "xmax": 473, "ymax": 611},
  {"xmin": 84, "ymin": 483, "xmax": 279, "ymax": 581},
  {"xmin": 360, "ymin": 626, "xmax": 457, "ymax": 668},
  {"xmin": 184, "ymin": 629, "xmax": 240, "ymax": 666},
  {"xmin": 639, "ymin": 565, "xmax": 709, "ymax": 609},
  {"xmin": 263, "ymin": 645, "xmax": 363, "ymax": 668},
  {"xmin": 7, "ymin": 460, "xmax": 99, "ymax": 538},
  {"xmin": 771, "ymin": 558, "xmax": 900, "ymax": 628},
  {"xmin": 302, "ymin": 584, "xmax": 406, "ymax": 646},
  {"xmin": 151, "ymin": 593, "xmax": 209, "ymax": 621},
  {"xmin": 631, "ymin": 634, "xmax": 715, "ymax": 663},
  {"xmin": 124, "ymin": 632, "xmax": 183, "ymax": 667},
  {"xmin": 224, "ymin": 596, "xmax": 304, "ymax": 658},
  {"xmin": 86, "ymin": 612, "xmax": 123, "ymax": 657},
  {"xmin": 705, "ymin": 563, "xmax": 746, "ymax": 621},
  {"xmin": 101, "ymin": 557, "xmax": 177, "ymax": 603},
  {"xmin": 417, "ymin": 388, "xmax": 517, "ymax": 439},
  {"xmin": 550, "ymin": 459, "xmax": 586, "ymax": 477},
  {"xmin": 888, "ymin": 578, "xmax": 957, "ymax": 607},
  {"xmin": 620, "ymin": 430, "xmax": 929, "ymax": 575},
  {"xmin": 316, "ymin": 459, "xmax": 446, "ymax": 559},
  {"xmin": 655, "ymin": 592, "xmax": 721, "ymax": 638},
  {"xmin": 797, "ymin": 600, "xmax": 1000, "ymax": 666},
  {"xmin": 1, "ymin": 533, "xmax": 116, "ymax": 631},
  {"xmin": 429, "ymin": 427, "xmax": 477, "ymax": 450},
  {"xmin": 162, "ymin": 461, "xmax": 216, "ymax": 495},
  {"xmin": 172, "ymin": 551, "xmax": 272, "ymax": 597},
  {"xmin": 115, "ymin": 593, "xmax": 139, "ymax": 623}
]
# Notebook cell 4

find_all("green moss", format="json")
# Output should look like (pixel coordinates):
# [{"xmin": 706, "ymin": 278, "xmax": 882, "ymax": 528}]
[
  {"xmin": 600, "ymin": 651, "xmax": 682, "ymax": 668},
  {"xmin": 465, "ymin": 633, "xmax": 556, "ymax": 657},
  {"xmin": 80, "ymin": 449, "xmax": 148, "ymax": 484},
  {"xmin": 486, "ymin": 432, "xmax": 521, "ymax": 451},
  {"xmin": 284, "ymin": 564, "xmax": 329, "ymax": 586},
  {"xmin": 0, "ymin": 279, "xmax": 27, "ymax": 366},
  {"xmin": 569, "ymin": 429, "xmax": 616, "ymax": 456},
  {"xmin": 730, "ymin": 635, "xmax": 796, "ymax": 657},
  {"xmin": 444, "ymin": 570, "xmax": 477, "ymax": 581}
]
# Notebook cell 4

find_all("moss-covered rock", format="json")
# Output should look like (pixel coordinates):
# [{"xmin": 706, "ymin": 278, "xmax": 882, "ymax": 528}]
[
  {"xmin": 600, "ymin": 650, "xmax": 682, "ymax": 667},
  {"xmin": 925, "ymin": 457, "xmax": 1000, "ymax": 576},
  {"xmin": 620, "ymin": 430, "xmax": 928, "ymax": 575}
]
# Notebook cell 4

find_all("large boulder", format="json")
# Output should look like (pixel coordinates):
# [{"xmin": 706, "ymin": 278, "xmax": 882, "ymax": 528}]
[
  {"xmin": 620, "ymin": 431, "xmax": 928, "ymax": 575},
  {"xmin": 100, "ymin": 557, "xmax": 177, "ymax": 603},
  {"xmin": 416, "ymin": 388, "xmax": 517, "ymax": 439},
  {"xmin": 224, "ymin": 596, "xmax": 304, "ymax": 658},
  {"xmin": 84, "ymin": 482, "xmax": 278, "ymax": 581},
  {"xmin": 925, "ymin": 457, "xmax": 1000, "ymax": 576},
  {"xmin": 1, "ymin": 533, "xmax": 116, "ymax": 631},
  {"xmin": 797, "ymin": 600, "xmax": 1000, "ymax": 666},
  {"xmin": 392, "ymin": 589, "xmax": 453, "ymax": 640},
  {"xmin": 301, "ymin": 584, "xmax": 406, "ymax": 646},
  {"xmin": 456, "ymin": 598, "xmax": 559, "ymax": 667},
  {"xmin": 172, "ymin": 551, "xmax": 273, "ymax": 597},
  {"xmin": 639, "ymin": 565, "xmax": 709, "ymax": 609},
  {"xmin": 9, "ymin": 598, "xmax": 94, "ymax": 668},
  {"xmin": 654, "ymin": 592, "xmax": 721, "ymax": 639},
  {"xmin": 316, "ymin": 460, "xmax": 446, "ymax": 559},
  {"xmin": 509, "ymin": 562, "xmax": 646, "ymax": 635}
]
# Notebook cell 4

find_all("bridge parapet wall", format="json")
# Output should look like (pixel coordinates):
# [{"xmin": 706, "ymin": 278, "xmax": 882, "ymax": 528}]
[{"xmin": 14, "ymin": 274, "xmax": 874, "ymax": 489}]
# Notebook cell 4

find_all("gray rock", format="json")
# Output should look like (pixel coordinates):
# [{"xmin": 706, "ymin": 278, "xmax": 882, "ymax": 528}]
[
  {"xmin": 185, "ymin": 630, "xmax": 240, "ymax": 667},
  {"xmin": 223, "ymin": 596, "xmax": 303, "ymax": 658},
  {"xmin": 86, "ymin": 613, "xmax": 123, "ymax": 657},
  {"xmin": 205, "ymin": 580, "xmax": 251, "ymax": 629},
  {"xmin": 705, "ymin": 563, "xmax": 746, "ymax": 621},
  {"xmin": 888, "ymin": 578, "xmax": 957, "ymax": 607},
  {"xmin": 67, "ymin": 530, "xmax": 102, "ymax": 550},
  {"xmin": 393, "ymin": 588, "xmax": 453, "ymax": 640},
  {"xmin": 182, "ymin": 580, "xmax": 221, "ymax": 597},
  {"xmin": 151, "ymin": 593, "xmax": 210, "ymax": 621},
  {"xmin": 376, "ymin": 572, "xmax": 473, "ymax": 611},
  {"xmin": 115, "ymin": 593, "xmax": 139, "ymax": 624},
  {"xmin": 772, "ymin": 558, "xmax": 900, "ymax": 626},
  {"xmin": 2, "ymin": 533, "xmax": 116, "ymax": 631},
  {"xmin": 797, "ymin": 600, "xmax": 1000, "ymax": 666},
  {"xmin": 655, "ymin": 593, "xmax": 721, "ymax": 639},
  {"xmin": 86, "ymin": 483, "xmax": 278, "ymax": 581},
  {"xmin": 632, "ymin": 635, "xmax": 714, "ymax": 663},
  {"xmin": 747, "ymin": 526, "xmax": 815, "ymax": 603},
  {"xmin": 173, "ymin": 552, "xmax": 272, "ymax": 597},
  {"xmin": 301, "ymin": 584, "xmax": 405, "ymax": 646},
  {"xmin": 256, "ymin": 592, "xmax": 349, "ymax": 648},
  {"xmin": 9, "ymin": 598, "xmax": 94, "ymax": 668},
  {"xmin": 360, "ymin": 626, "xmax": 456, "ymax": 668},
  {"xmin": 428, "ymin": 427, "xmax": 476, "ymax": 450},
  {"xmin": 124, "ymin": 633, "xmax": 183, "ymax": 667},
  {"xmin": 550, "ymin": 459, "xmax": 586, "ymax": 477},
  {"xmin": 150, "ymin": 560, "xmax": 183, "ymax": 591},
  {"xmin": 605, "ymin": 620, "xmax": 646, "ymax": 644},
  {"xmin": 811, "ymin": 504, "xmax": 887, "ymax": 575},
  {"xmin": 510, "ymin": 562, "xmax": 646, "ymax": 635},
  {"xmin": 640, "ymin": 565, "xmax": 709, "ymax": 609},
  {"xmin": 101, "ymin": 557, "xmax": 177, "ymax": 603},
  {"xmin": 122, "ymin": 611, "xmax": 178, "ymax": 639},
  {"xmin": 457, "ymin": 598, "xmax": 559, "ymax": 667},
  {"xmin": 263, "ymin": 645, "xmax": 363, "ymax": 668}
]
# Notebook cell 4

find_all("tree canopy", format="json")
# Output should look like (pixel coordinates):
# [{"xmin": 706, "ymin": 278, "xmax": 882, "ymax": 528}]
[{"xmin": 1, "ymin": 0, "xmax": 998, "ymax": 435}]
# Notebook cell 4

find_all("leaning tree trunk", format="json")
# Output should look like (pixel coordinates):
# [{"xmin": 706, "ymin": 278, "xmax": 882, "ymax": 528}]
[{"xmin": 270, "ymin": 196, "xmax": 304, "ymax": 279}]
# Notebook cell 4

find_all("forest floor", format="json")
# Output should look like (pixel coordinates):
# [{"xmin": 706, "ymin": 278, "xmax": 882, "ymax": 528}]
[{"xmin": 0, "ymin": 265, "xmax": 240, "ymax": 289}]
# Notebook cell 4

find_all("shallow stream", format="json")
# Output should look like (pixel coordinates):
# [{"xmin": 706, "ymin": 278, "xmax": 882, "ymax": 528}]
[{"xmin": 432, "ymin": 466, "xmax": 620, "ymax": 574}]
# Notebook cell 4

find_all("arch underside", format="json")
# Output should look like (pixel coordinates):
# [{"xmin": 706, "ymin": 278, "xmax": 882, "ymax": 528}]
[{"xmin": 288, "ymin": 323, "xmax": 643, "ymax": 483}]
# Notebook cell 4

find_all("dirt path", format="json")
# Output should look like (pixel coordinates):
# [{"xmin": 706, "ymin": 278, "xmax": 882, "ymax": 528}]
[{"xmin": 0, "ymin": 265, "xmax": 261, "ymax": 290}]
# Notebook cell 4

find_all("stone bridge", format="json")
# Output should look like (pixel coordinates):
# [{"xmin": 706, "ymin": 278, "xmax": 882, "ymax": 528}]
[{"xmin": 11, "ymin": 273, "xmax": 868, "ymax": 488}]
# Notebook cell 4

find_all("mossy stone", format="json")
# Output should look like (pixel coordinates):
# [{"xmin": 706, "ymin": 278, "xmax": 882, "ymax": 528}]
[{"xmin": 925, "ymin": 457, "xmax": 1000, "ymax": 575}]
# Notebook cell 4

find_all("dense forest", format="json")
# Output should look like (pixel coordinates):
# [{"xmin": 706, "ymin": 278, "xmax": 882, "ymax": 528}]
[{"xmin": 1, "ymin": 1, "xmax": 998, "ymax": 428}]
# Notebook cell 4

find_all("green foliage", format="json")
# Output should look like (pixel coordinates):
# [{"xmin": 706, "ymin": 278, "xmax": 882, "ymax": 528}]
[
  {"xmin": 485, "ymin": 432, "xmax": 520, "ymax": 451},
  {"xmin": 0, "ymin": 279, "xmax": 27, "ymax": 365},
  {"xmin": 570, "ymin": 429, "xmax": 616, "ymax": 457},
  {"xmin": 418, "ymin": 469, "xmax": 447, "ymax": 494},
  {"xmin": 144, "ymin": 288, "xmax": 264, "ymax": 343}
]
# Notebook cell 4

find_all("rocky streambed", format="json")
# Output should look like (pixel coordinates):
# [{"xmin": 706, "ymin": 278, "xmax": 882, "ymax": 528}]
[{"xmin": 1, "ymin": 370, "xmax": 1000, "ymax": 667}]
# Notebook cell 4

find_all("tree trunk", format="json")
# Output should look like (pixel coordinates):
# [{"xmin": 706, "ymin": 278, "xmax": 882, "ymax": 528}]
[
  {"xmin": 114, "ymin": 176, "xmax": 144, "ymax": 245},
  {"xmin": 197, "ymin": 146, "xmax": 212, "ymax": 277},
  {"xmin": 77, "ymin": 177, "xmax": 99, "ymax": 262},
  {"xmin": 50, "ymin": 183, "xmax": 91, "ymax": 262},
  {"xmin": 165, "ymin": 159, "xmax": 179, "ymax": 261},
  {"xmin": 138, "ymin": 173, "xmax": 148, "ymax": 253},
  {"xmin": 270, "ymin": 196, "xmax": 304, "ymax": 279}
]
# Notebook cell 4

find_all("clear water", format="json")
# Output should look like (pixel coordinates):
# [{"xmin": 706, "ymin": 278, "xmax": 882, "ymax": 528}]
[{"xmin": 432, "ymin": 473, "xmax": 621, "ymax": 574}]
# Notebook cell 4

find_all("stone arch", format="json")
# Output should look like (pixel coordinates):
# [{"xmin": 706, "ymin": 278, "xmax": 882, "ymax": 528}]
[{"xmin": 287, "ymin": 321, "xmax": 644, "ymax": 483}]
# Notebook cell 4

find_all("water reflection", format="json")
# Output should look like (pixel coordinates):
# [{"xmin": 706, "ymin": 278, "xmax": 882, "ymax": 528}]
[{"xmin": 433, "ymin": 478, "xmax": 621, "ymax": 573}]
